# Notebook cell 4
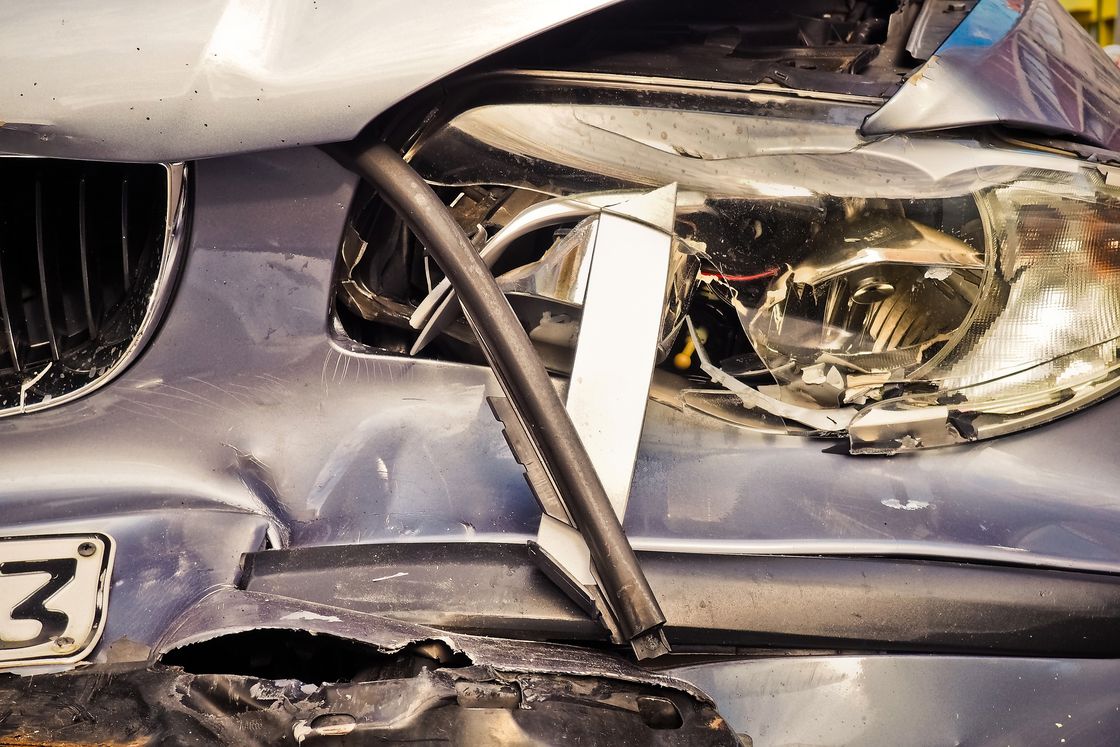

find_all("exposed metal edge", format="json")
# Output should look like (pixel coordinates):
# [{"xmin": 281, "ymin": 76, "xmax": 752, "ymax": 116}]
[
  {"xmin": 363, "ymin": 534, "xmax": 1120, "ymax": 576},
  {"xmin": 861, "ymin": 0, "xmax": 1120, "ymax": 152},
  {"xmin": 496, "ymin": 69, "xmax": 887, "ymax": 106},
  {"xmin": 12, "ymin": 161, "xmax": 188, "ymax": 417}
]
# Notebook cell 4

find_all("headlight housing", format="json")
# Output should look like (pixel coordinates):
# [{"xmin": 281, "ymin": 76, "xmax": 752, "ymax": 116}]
[{"xmin": 335, "ymin": 82, "xmax": 1120, "ymax": 454}]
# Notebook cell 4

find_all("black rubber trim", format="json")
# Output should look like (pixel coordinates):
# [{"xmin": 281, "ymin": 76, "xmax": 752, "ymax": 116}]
[{"xmin": 242, "ymin": 542, "xmax": 1120, "ymax": 656}]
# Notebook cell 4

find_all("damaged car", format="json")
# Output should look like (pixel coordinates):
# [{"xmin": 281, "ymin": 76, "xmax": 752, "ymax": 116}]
[{"xmin": 2, "ymin": 0, "xmax": 1120, "ymax": 743}]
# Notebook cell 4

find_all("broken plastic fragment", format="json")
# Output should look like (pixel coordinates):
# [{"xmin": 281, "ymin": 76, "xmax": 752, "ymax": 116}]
[
  {"xmin": 685, "ymin": 318, "xmax": 855, "ymax": 433},
  {"xmin": 747, "ymin": 213, "xmax": 985, "ymax": 409},
  {"xmin": 848, "ymin": 403, "xmax": 954, "ymax": 454},
  {"xmin": 849, "ymin": 338, "xmax": 1120, "ymax": 454},
  {"xmin": 18, "ymin": 363, "xmax": 52, "ymax": 414},
  {"xmin": 497, "ymin": 217, "xmax": 599, "ymax": 304}
]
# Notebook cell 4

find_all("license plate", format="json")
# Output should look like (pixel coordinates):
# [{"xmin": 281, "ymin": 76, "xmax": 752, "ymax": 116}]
[{"xmin": 0, "ymin": 534, "xmax": 113, "ymax": 666}]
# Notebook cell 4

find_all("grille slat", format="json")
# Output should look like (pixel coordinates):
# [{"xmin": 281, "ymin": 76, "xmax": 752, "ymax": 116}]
[
  {"xmin": 0, "ymin": 243, "xmax": 22, "ymax": 372},
  {"xmin": 0, "ymin": 159, "xmax": 178, "ymax": 413},
  {"xmin": 120, "ymin": 177, "xmax": 130, "ymax": 291},
  {"xmin": 77, "ymin": 177, "xmax": 99, "ymax": 338},
  {"xmin": 33, "ymin": 175, "xmax": 62, "ymax": 361}
]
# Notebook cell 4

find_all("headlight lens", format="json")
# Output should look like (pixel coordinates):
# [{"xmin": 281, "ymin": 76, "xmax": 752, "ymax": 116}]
[
  {"xmin": 846, "ymin": 169, "xmax": 1120, "ymax": 452},
  {"xmin": 735, "ymin": 165, "xmax": 1120, "ymax": 452}
]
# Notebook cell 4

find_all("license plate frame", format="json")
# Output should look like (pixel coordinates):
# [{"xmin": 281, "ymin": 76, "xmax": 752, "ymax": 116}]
[{"xmin": 0, "ymin": 533, "xmax": 114, "ymax": 666}]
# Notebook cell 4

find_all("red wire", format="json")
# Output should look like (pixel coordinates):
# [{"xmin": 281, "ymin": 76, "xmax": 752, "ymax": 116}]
[{"xmin": 700, "ymin": 268, "xmax": 779, "ymax": 282}]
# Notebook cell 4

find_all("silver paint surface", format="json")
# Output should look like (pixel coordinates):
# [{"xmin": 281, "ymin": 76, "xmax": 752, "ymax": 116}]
[
  {"xmin": 0, "ymin": 0, "xmax": 617, "ymax": 161},
  {"xmin": 0, "ymin": 147, "xmax": 1116, "ymax": 661},
  {"xmin": 668, "ymin": 654, "xmax": 1120, "ymax": 746}
]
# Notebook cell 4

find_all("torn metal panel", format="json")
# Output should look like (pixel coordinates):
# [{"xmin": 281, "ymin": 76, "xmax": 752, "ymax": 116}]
[
  {"xmin": 0, "ymin": 510, "xmax": 272, "ymax": 673},
  {"xmin": 3, "ymin": 588, "xmax": 738, "ymax": 747},
  {"xmin": 159, "ymin": 588, "xmax": 709, "ymax": 703},
  {"xmin": 863, "ymin": 0, "xmax": 1120, "ymax": 152},
  {"xmin": 0, "ymin": 661, "xmax": 738, "ymax": 746},
  {"xmin": 905, "ymin": 0, "xmax": 978, "ymax": 61}
]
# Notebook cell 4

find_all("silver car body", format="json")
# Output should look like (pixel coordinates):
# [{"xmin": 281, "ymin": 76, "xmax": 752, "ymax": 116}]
[{"xmin": 1, "ymin": 0, "xmax": 1119, "ymax": 743}]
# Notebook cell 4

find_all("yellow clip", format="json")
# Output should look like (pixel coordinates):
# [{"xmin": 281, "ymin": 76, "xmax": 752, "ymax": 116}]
[{"xmin": 673, "ymin": 326, "xmax": 708, "ymax": 369}]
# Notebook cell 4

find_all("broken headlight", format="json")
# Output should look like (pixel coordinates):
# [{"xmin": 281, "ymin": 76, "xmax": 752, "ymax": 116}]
[
  {"xmin": 336, "ymin": 94, "xmax": 1120, "ymax": 454},
  {"xmin": 844, "ymin": 171, "xmax": 1120, "ymax": 452},
  {"xmin": 745, "ymin": 168, "xmax": 1120, "ymax": 453}
]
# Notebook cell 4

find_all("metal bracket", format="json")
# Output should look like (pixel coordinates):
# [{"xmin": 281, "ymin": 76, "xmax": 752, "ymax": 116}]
[{"xmin": 522, "ymin": 185, "xmax": 679, "ymax": 656}]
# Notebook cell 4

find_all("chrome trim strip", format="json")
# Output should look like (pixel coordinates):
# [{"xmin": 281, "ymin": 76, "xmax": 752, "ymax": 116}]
[{"xmin": 629, "ymin": 537, "xmax": 1120, "ymax": 575}]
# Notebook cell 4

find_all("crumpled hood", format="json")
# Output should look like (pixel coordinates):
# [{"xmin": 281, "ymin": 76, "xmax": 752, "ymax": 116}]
[
  {"xmin": 0, "ymin": 0, "xmax": 617, "ymax": 162},
  {"xmin": 863, "ymin": 0, "xmax": 1120, "ymax": 152}
]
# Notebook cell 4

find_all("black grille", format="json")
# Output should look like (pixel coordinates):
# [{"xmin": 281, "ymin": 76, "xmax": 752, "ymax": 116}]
[
  {"xmin": 0, "ymin": 160, "xmax": 166, "ymax": 374},
  {"xmin": 0, "ymin": 159, "xmax": 174, "ymax": 412}
]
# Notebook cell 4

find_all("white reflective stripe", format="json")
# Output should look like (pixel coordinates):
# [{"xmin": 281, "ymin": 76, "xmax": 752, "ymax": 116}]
[{"xmin": 565, "ymin": 191, "xmax": 676, "ymax": 516}]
